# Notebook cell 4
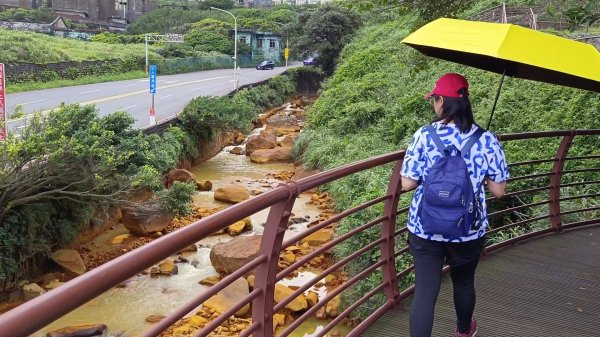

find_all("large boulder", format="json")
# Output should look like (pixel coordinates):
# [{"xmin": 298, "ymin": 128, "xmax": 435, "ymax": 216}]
[
  {"xmin": 267, "ymin": 114, "xmax": 299, "ymax": 128},
  {"xmin": 246, "ymin": 132, "xmax": 277, "ymax": 155},
  {"xmin": 203, "ymin": 278, "xmax": 250, "ymax": 317},
  {"xmin": 46, "ymin": 324, "xmax": 107, "ymax": 337},
  {"xmin": 210, "ymin": 235, "xmax": 262, "ymax": 275},
  {"xmin": 121, "ymin": 208, "xmax": 174, "ymax": 236},
  {"xmin": 250, "ymin": 147, "xmax": 293, "ymax": 164},
  {"xmin": 214, "ymin": 184, "xmax": 250, "ymax": 204},
  {"xmin": 51, "ymin": 249, "xmax": 86, "ymax": 275},
  {"xmin": 166, "ymin": 168, "xmax": 197, "ymax": 188}
]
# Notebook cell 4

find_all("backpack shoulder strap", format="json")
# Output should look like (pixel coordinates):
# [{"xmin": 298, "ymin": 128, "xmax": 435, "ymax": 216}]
[
  {"xmin": 425, "ymin": 125, "xmax": 447, "ymax": 155},
  {"xmin": 461, "ymin": 127, "xmax": 486, "ymax": 156}
]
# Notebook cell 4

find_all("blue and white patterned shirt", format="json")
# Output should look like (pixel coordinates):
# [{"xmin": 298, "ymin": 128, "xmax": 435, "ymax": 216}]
[{"xmin": 400, "ymin": 122, "xmax": 510, "ymax": 242}]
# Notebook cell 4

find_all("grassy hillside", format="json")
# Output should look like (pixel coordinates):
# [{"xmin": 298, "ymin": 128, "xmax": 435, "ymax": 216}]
[
  {"xmin": 0, "ymin": 30, "xmax": 148, "ymax": 64},
  {"xmin": 295, "ymin": 2, "xmax": 600, "ymax": 318}
]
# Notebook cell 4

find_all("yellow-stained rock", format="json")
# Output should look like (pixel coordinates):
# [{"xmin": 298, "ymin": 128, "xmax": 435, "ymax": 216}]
[
  {"xmin": 273, "ymin": 313, "xmax": 286, "ymax": 331},
  {"xmin": 306, "ymin": 291, "xmax": 319, "ymax": 307},
  {"xmin": 274, "ymin": 283, "xmax": 307, "ymax": 312},
  {"xmin": 325, "ymin": 295, "xmax": 341, "ymax": 317},
  {"xmin": 199, "ymin": 275, "xmax": 220, "ymax": 286},
  {"xmin": 301, "ymin": 229, "xmax": 334, "ymax": 246},
  {"xmin": 51, "ymin": 249, "xmax": 86, "ymax": 275},
  {"xmin": 204, "ymin": 278, "xmax": 250, "ymax": 317},
  {"xmin": 46, "ymin": 324, "xmax": 107, "ymax": 337},
  {"xmin": 196, "ymin": 180, "xmax": 213, "ymax": 191},
  {"xmin": 214, "ymin": 184, "xmax": 250, "ymax": 204},
  {"xmin": 145, "ymin": 315, "xmax": 165, "ymax": 323},
  {"xmin": 110, "ymin": 234, "xmax": 131, "ymax": 245},
  {"xmin": 189, "ymin": 315, "xmax": 209, "ymax": 327},
  {"xmin": 159, "ymin": 260, "xmax": 178, "ymax": 276},
  {"xmin": 226, "ymin": 217, "xmax": 252, "ymax": 236},
  {"xmin": 282, "ymin": 252, "xmax": 296, "ymax": 263},
  {"xmin": 250, "ymin": 147, "xmax": 293, "ymax": 164},
  {"xmin": 247, "ymin": 275, "xmax": 255, "ymax": 289},
  {"xmin": 173, "ymin": 324, "xmax": 193, "ymax": 337}
]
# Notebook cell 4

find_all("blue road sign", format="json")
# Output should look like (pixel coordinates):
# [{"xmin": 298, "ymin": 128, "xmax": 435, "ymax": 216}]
[{"xmin": 149, "ymin": 65, "xmax": 157, "ymax": 94}]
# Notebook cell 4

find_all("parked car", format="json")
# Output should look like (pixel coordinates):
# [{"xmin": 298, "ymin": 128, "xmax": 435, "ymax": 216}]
[
  {"xmin": 303, "ymin": 57, "xmax": 316, "ymax": 65},
  {"xmin": 256, "ymin": 60, "xmax": 275, "ymax": 70}
]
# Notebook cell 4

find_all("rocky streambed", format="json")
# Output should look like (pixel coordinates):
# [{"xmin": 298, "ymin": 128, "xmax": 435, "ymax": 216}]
[{"xmin": 2, "ymin": 96, "xmax": 352, "ymax": 337}]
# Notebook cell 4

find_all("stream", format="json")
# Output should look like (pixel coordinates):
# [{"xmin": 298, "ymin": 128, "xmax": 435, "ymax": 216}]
[{"xmin": 32, "ymin": 127, "xmax": 351, "ymax": 337}]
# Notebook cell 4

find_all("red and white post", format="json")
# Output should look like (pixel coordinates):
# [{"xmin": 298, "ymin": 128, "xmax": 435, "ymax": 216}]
[{"xmin": 0, "ymin": 63, "xmax": 6, "ymax": 141}]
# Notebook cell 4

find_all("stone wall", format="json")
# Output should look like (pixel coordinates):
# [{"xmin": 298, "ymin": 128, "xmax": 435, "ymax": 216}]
[{"xmin": 5, "ymin": 58, "xmax": 143, "ymax": 83}]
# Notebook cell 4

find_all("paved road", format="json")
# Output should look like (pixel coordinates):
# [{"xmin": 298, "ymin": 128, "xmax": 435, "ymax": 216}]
[{"xmin": 6, "ymin": 64, "xmax": 298, "ymax": 133}]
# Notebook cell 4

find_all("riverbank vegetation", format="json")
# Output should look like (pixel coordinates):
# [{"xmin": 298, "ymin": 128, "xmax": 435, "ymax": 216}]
[
  {"xmin": 0, "ymin": 68, "xmax": 308, "ymax": 292},
  {"xmin": 295, "ymin": 0, "xmax": 600, "ymax": 319}
]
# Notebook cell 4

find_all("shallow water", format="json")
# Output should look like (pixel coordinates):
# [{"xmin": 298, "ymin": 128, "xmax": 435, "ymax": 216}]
[{"xmin": 32, "ymin": 145, "xmax": 341, "ymax": 337}]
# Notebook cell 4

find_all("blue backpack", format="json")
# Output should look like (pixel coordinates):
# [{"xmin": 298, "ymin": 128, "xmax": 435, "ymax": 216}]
[{"xmin": 418, "ymin": 125, "xmax": 485, "ymax": 238}]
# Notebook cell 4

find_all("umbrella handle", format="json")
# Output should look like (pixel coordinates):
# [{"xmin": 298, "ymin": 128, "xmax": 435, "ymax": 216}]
[{"xmin": 487, "ymin": 70, "xmax": 506, "ymax": 130}]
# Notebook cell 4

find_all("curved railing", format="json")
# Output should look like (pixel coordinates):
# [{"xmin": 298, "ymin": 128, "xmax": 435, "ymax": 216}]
[{"xmin": 1, "ymin": 129, "xmax": 599, "ymax": 337}]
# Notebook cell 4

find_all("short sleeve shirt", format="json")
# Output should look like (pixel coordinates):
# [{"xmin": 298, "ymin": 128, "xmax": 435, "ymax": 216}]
[{"xmin": 401, "ymin": 122, "xmax": 510, "ymax": 242}]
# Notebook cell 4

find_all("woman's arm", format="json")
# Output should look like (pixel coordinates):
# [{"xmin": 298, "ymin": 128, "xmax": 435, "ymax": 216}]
[
  {"xmin": 401, "ymin": 176, "xmax": 419, "ymax": 191},
  {"xmin": 486, "ymin": 178, "xmax": 506, "ymax": 198}
]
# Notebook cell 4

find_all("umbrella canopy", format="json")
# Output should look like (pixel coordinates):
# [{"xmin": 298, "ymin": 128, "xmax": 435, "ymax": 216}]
[{"xmin": 402, "ymin": 18, "xmax": 600, "ymax": 93}]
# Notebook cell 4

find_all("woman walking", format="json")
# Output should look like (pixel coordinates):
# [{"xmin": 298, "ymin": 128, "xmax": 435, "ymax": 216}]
[{"xmin": 400, "ymin": 73, "xmax": 510, "ymax": 337}]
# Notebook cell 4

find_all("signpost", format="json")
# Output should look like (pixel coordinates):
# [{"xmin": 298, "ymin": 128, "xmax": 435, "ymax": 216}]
[
  {"xmin": 0, "ymin": 64, "xmax": 6, "ymax": 141},
  {"xmin": 149, "ymin": 64, "xmax": 157, "ymax": 125}
]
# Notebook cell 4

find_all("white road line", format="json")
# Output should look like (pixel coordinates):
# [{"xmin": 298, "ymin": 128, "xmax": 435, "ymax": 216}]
[
  {"xmin": 80, "ymin": 90, "xmax": 100, "ymax": 94},
  {"xmin": 191, "ymin": 87, "xmax": 204, "ymax": 91},
  {"xmin": 122, "ymin": 84, "xmax": 137, "ymax": 88},
  {"xmin": 121, "ymin": 105, "xmax": 137, "ymax": 110},
  {"xmin": 138, "ymin": 79, "xmax": 149, "ymax": 82},
  {"xmin": 159, "ymin": 95, "xmax": 173, "ymax": 100},
  {"xmin": 21, "ymin": 98, "xmax": 47, "ymax": 105},
  {"xmin": 165, "ymin": 80, "xmax": 178, "ymax": 84}
]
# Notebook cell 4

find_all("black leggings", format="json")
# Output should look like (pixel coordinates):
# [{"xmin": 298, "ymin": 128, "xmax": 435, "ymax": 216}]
[{"xmin": 408, "ymin": 234, "xmax": 481, "ymax": 337}]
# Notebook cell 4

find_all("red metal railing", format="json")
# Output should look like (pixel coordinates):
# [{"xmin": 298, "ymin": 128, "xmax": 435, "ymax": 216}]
[{"xmin": 1, "ymin": 130, "xmax": 599, "ymax": 337}]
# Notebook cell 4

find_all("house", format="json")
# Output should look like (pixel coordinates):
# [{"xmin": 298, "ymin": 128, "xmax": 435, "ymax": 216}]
[{"xmin": 236, "ymin": 29, "xmax": 284, "ymax": 62}]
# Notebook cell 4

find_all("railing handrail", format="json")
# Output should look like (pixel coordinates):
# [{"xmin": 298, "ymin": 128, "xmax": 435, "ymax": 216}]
[{"xmin": 2, "ymin": 129, "xmax": 600, "ymax": 337}]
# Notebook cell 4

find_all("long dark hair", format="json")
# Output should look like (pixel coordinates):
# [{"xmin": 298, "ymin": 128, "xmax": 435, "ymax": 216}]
[{"xmin": 432, "ymin": 88, "xmax": 475, "ymax": 133}]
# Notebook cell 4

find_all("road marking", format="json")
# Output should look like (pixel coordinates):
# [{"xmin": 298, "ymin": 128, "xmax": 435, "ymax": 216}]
[
  {"xmin": 121, "ymin": 105, "xmax": 137, "ymax": 110},
  {"xmin": 138, "ymin": 79, "xmax": 149, "ymax": 82},
  {"xmin": 159, "ymin": 95, "xmax": 173, "ymax": 100},
  {"xmin": 8, "ymin": 73, "xmax": 235, "ymax": 123},
  {"xmin": 122, "ymin": 84, "xmax": 137, "ymax": 88},
  {"xmin": 191, "ymin": 87, "xmax": 204, "ymax": 91},
  {"xmin": 80, "ymin": 90, "xmax": 100, "ymax": 94},
  {"xmin": 165, "ymin": 80, "xmax": 178, "ymax": 84},
  {"xmin": 21, "ymin": 98, "xmax": 47, "ymax": 105}
]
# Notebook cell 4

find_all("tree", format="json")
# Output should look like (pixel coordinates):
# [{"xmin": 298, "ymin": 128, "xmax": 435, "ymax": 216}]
[
  {"xmin": 565, "ymin": 1, "xmax": 600, "ymax": 32},
  {"xmin": 292, "ymin": 5, "xmax": 361, "ymax": 75}
]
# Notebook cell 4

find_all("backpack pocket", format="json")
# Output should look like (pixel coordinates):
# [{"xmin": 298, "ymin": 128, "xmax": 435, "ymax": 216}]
[
  {"xmin": 420, "ymin": 205, "xmax": 470, "ymax": 238},
  {"xmin": 423, "ymin": 181, "xmax": 465, "ymax": 207}
]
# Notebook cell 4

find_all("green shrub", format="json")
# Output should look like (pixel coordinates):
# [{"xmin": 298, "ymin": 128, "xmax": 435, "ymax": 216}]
[{"xmin": 297, "ymin": 6, "xmax": 600, "ymax": 320}]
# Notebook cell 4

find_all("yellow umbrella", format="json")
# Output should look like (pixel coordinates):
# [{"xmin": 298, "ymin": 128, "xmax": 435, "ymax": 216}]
[{"xmin": 402, "ymin": 18, "xmax": 600, "ymax": 128}]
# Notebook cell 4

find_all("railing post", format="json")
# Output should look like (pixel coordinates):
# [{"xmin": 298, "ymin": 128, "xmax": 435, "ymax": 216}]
[
  {"xmin": 381, "ymin": 159, "xmax": 403, "ymax": 307},
  {"xmin": 549, "ymin": 131, "xmax": 575, "ymax": 232},
  {"xmin": 252, "ymin": 183, "xmax": 299, "ymax": 337}
]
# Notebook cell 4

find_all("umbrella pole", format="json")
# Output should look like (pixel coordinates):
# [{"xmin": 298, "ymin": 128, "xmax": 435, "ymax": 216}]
[{"xmin": 486, "ymin": 70, "xmax": 506, "ymax": 129}]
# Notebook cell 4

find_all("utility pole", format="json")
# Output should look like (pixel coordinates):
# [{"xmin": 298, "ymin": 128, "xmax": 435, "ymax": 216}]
[
  {"xmin": 211, "ymin": 7, "xmax": 238, "ymax": 90},
  {"xmin": 274, "ymin": 22, "xmax": 289, "ymax": 67}
]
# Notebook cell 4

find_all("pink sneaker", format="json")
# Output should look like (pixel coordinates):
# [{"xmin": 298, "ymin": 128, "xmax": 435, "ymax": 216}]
[{"xmin": 455, "ymin": 319, "xmax": 477, "ymax": 337}]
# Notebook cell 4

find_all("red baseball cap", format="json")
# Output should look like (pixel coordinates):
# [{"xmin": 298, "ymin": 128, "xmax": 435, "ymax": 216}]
[{"xmin": 424, "ymin": 73, "xmax": 469, "ymax": 99}]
